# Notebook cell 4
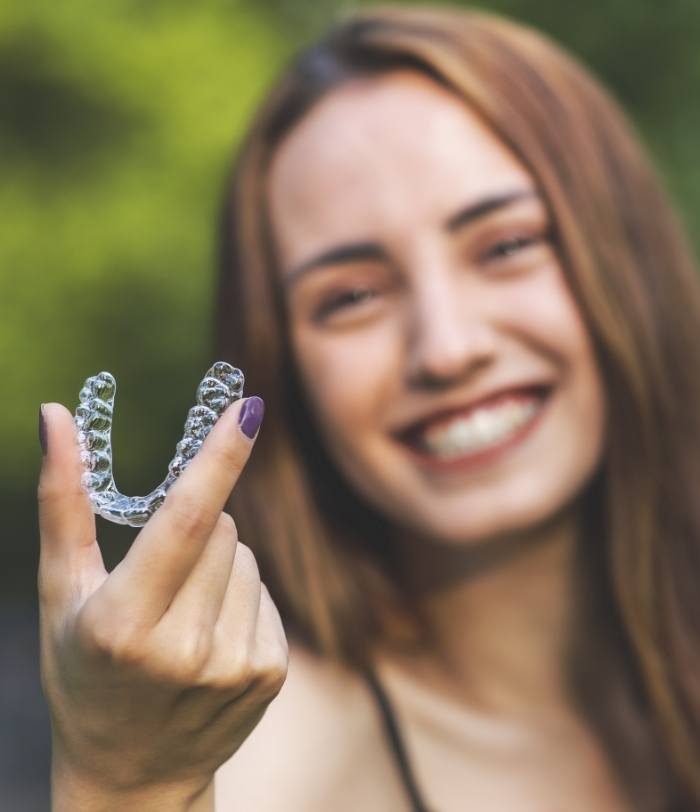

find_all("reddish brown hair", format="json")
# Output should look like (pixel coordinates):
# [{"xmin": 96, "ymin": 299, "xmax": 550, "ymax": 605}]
[{"xmin": 215, "ymin": 7, "xmax": 700, "ymax": 807}]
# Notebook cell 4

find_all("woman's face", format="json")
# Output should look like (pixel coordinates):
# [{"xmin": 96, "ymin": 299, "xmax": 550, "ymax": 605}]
[{"xmin": 267, "ymin": 71, "xmax": 606, "ymax": 545}]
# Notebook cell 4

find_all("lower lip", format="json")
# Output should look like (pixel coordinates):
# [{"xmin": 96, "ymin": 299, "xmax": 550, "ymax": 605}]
[{"xmin": 400, "ymin": 390, "xmax": 553, "ymax": 474}]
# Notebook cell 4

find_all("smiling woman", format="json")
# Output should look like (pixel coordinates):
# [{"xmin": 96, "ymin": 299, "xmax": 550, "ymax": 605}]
[
  {"xmin": 212, "ymin": 6, "xmax": 700, "ymax": 811},
  {"xmin": 265, "ymin": 73, "xmax": 605, "ymax": 552},
  {"xmin": 37, "ymin": 5, "xmax": 700, "ymax": 812}
]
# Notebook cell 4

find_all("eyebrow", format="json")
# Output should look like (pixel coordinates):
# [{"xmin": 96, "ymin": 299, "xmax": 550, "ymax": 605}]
[
  {"xmin": 283, "ymin": 187, "xmax": 539, "ymax": 288},
  {"xmin": 284, "ymin": 241, "xmax": 387, "ymax": 289},
  {"xmin": 445, "ymin": 188, "xmax": 538, "ymax": 231}
]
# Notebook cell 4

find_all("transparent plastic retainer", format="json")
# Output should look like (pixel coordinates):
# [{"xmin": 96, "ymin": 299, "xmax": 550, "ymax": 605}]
[{"xmin": 74, "ymin": 362, "xmax": 244, "ymax": 527}]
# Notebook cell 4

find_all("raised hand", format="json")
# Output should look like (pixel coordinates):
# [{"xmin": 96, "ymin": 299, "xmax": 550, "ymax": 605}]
[{"xmin": 38, "ymin": 397, "xmax": 287, "ymax": 811}]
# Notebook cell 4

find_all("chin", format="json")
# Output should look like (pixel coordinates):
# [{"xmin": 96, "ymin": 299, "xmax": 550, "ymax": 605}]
[{"xmin": 378, "ymin": 470, "xmax": 588, "ymax": 548}]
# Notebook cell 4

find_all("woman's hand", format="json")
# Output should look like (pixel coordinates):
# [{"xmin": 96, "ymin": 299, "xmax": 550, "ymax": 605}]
[{"xmin": 37, "ymin": 397, "xmax": 287, "ymax": 811}]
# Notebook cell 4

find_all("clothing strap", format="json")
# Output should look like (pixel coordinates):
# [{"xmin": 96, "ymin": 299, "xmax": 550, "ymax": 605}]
[{"xmin": 363, "ymin": 668, "xmax": 433, "ymax": 812}]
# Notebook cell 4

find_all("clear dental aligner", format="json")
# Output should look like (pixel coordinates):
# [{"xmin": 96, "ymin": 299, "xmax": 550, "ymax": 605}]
[{"xmin": 74, "ymin": 362, "xmax": 245, "ymax": 527}]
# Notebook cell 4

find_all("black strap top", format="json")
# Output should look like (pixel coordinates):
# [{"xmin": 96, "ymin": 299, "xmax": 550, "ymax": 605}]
[
  {"xmin": 364, "ymin": 671, "xmax": 695, "ymax": 812},
  {"xmin": 364, "ymin": 668, "xmax": 433, "ymax": 812}
]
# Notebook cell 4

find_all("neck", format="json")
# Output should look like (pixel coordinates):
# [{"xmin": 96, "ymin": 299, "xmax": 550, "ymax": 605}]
[{"xmin": 390, "ymin": 507, "xmax": 582, "ymax": 718}]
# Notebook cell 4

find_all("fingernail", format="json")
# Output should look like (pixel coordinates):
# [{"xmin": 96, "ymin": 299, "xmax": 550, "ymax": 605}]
[
  {"xmin": 239, "ymin": 396, "xmax": 264, "ymax": 439},
  {"xmin": 39, "ymin": 404, "xmax": 48, "ymax": 456}
]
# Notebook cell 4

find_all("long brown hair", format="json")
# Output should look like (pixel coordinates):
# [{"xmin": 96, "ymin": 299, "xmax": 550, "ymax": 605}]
[{"xmin": 215, "ymin": 6, "xmax": 700, "ymax": 808}]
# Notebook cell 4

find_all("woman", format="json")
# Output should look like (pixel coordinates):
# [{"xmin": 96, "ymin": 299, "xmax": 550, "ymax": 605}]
[{"xmin": 37, "ymin": 6, "xmax": 700, "ymax": 811}]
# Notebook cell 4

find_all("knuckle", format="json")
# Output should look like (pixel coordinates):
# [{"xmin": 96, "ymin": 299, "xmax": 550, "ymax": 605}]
[
  {"xmin": 164, "ymin": 495, "xmax": 213, "ymax": 540},
  {"xmin": 203, "ymin": 669, "xmax": 248, "ymax": 695},
  {"xmin": 167, "ymin": 629, "xmax": 213, "ymax": 683},
  {"xmin": 234, "ymin": 542, "xmax": 259, "ymax": 579},
  {"xmin": 201, "ymin": 643, "xmax": 287, "ymax": 700},
  {"xmin": 216, "ymin": 511, "xmax": 238, "ymax": 537},
  {"xmin": 76, "ymin": 608, "xmax": 144, "ymax": 665},
  {"xmin": 201, "ymin": 651, "xmax": 253, "ymax": 695},
  {"xmin": 251, "ymin": 652, "xmax": 288, "ymax": 699},
  {"xmin": 228, "ymin": 649, "xmax": 256, "ymax": 688},
  {"xmin": 74, "ymin": 601, "xmax": 105, "ymax": 648},
  {"xmin": 36, "ymin": 479, "xmax": 54, "ymax": 505}
]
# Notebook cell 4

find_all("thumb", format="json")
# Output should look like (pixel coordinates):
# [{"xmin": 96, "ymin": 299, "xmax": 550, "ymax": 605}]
[{"xmin": 37, "ymin": 403, "xmax": 104, "ymax": 605}]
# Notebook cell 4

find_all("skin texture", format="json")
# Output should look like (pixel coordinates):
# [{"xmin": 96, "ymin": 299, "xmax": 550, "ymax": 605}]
[{"xmin": 217, "ymin": 72, "xmax": 631, "ymax": 810}]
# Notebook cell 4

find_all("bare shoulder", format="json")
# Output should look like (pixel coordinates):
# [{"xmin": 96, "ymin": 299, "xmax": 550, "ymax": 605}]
[{"xmin": 215, "ymin": 641, "xmax": 405, "ymax": 811}]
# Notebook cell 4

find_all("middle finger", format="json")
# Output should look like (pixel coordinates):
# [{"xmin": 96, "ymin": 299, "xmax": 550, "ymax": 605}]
[{"xmin": 157, "ymin": 511, "xmax": 238, "ymax": 636}]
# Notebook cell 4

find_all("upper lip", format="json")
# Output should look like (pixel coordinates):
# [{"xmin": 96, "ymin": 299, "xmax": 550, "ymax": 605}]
[{"xmin": 392, "ymin": 381, "xmax": 554, "ymax": 439}]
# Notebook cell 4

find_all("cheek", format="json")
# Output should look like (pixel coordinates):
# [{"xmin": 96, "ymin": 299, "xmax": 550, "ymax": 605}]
[
  {"xmin": 511, "ymin": 270, "xmax": 595, "ymax": 372},
  {"xmin": 291, "ymin": 322, "xmax": 400, "ymax": 440},
  {"xmin": 507, "ymin": 270, "xmax": 606, "ymax": 441},
  {"xmin": 529, "ymin": 278, "xmax": 607, "ymax": 453}
]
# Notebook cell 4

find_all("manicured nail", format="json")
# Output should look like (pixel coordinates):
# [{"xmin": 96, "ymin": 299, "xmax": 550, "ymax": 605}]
[
  {"xmin": 239, "ymin": 396, "xmax": 264, "ymax": 439},
  {"xmin": 39, "ymin": 404, "xmax": 48, "ymax": 456}
]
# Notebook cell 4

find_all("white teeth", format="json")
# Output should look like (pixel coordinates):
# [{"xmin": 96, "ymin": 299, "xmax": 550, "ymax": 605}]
[{"xmin": 418, "ymin": 398, "xmax": 541, "ymax": 459}]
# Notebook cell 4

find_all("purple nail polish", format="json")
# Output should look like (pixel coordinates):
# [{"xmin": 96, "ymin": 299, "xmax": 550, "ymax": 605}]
[
  {"xmin": 239, "ymin": 396, "xmax": 265, "ymax": 439},
  {"xmin": 39, "ymin": 404, "xmax": 48, "ymax": 456}
]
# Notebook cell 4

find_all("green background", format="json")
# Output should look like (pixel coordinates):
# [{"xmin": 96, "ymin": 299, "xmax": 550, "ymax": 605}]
[
  {"xmin": 2, "ymin": 1, "xmax": 700, "ymax": 807},
  {"xmin": 5, "ymin": 0, "xmax": 700, "ymax": 588}
]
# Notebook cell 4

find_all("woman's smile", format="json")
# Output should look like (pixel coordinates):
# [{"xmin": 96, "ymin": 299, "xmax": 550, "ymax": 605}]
[{"xmin": 393, "ymin": 383, "xmax": 553, "ymax": 471}]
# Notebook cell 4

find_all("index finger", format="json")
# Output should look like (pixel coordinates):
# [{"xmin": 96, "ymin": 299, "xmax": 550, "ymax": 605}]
[{"xmin": 106, "ymin": 395, "xmax": 264, "ymax": 623}]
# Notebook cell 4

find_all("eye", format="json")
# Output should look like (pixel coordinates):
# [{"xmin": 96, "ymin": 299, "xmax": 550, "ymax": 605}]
[
  {"xmin": 482, "ymin": 234, "xmax": 541, "ymax": 263},
  {"xmin": 313, "ymin": 287, "xmax": 379, "ymax": 322}
]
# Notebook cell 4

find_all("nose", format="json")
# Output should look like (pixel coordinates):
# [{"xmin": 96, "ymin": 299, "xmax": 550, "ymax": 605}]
[{"xmin": 404, "ymin": 273, "xmax": 498, "ymax": 390}]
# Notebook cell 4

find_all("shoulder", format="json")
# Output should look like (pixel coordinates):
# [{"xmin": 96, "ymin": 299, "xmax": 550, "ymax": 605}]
[{"xmin": 214, "ymin": 641, "xmax": 406, "ymax": 811}]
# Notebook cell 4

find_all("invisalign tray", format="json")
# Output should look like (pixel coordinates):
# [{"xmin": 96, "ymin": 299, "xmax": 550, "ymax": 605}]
[{"xmin": 74, "ymin": 362, "xmax": 245, "ymax": 527}]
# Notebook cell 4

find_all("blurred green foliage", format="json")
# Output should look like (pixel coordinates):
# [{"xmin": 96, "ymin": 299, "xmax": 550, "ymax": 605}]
[{"xmin": 4, "ymin": 0, "xmax": 700, "ymax": 591}]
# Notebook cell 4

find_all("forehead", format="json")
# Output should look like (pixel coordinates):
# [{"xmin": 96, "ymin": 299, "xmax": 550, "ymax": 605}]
[{"xmin": 267, "ymin": 70, "xmax": 535, "ymax": 265}]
